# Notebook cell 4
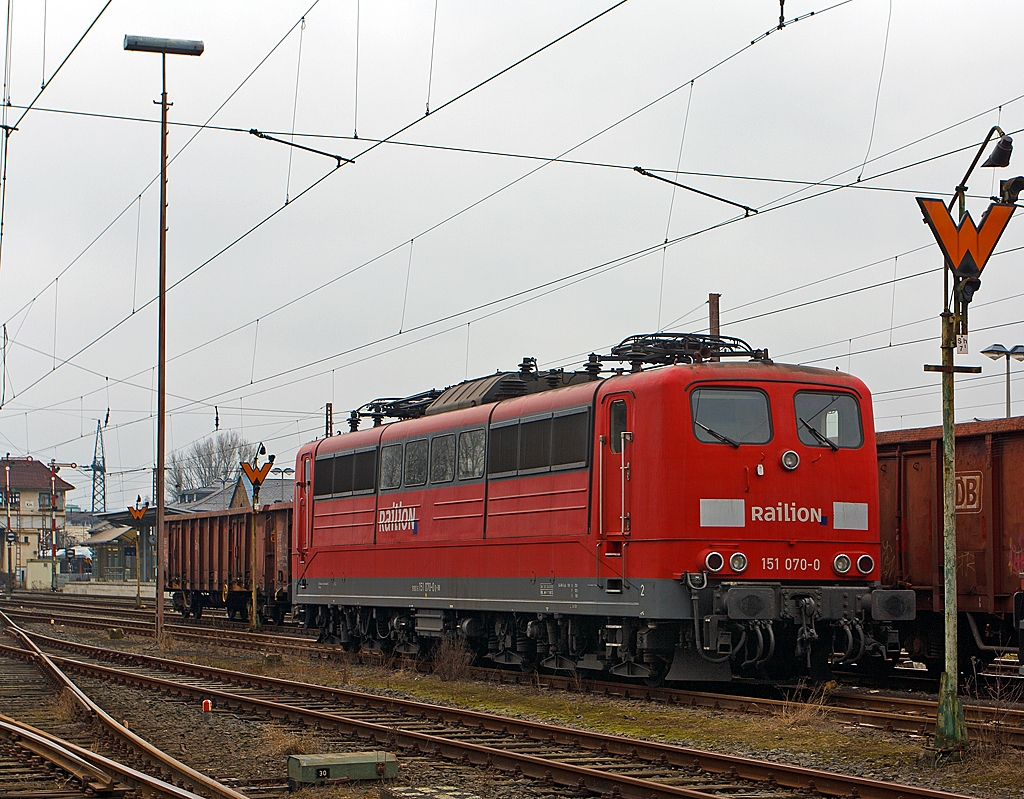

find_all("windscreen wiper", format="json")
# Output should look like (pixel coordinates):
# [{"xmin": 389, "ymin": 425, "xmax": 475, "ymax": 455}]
[
  {"xmin": 800, "ymin": 418, "xmax": 838, "ymax": 451},
  {"xmin": 695, "ymin": 421, "xmax": 740, "ymax": 449}
]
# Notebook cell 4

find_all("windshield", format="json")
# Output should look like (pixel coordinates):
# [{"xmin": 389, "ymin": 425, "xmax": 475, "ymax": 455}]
[
  {"xmin": 690, "ymin": 388, "xmax": 772, "ymax": 445},
  {"xmin": 794, "ymin": 392, "xmax": 863, "ymax": 449}
]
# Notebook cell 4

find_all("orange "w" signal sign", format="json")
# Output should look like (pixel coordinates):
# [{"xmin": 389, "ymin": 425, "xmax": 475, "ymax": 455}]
[
  {"xmin": 128, "ymin": 503, "xmax": 149, "ymax": 521},
  {"xmin": 917, "ymin": 198, "xmax": 1015, "ymax": 278},
  {"xmin": 241, "ymin": 461, "xmax": 272, "ymax": 488}
]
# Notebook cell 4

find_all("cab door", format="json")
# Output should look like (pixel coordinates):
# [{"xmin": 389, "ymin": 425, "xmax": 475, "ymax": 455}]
[
  {"xmin": 601, "ymin": 393, "xmax": 633, "ymax": 535},
  {"xmin": 597, "ymin": 392, "xmax": 633, "ymax": 580},
  {"xmin": 296, "ymin": 453, "xmax": 312, "ymax": 554}
]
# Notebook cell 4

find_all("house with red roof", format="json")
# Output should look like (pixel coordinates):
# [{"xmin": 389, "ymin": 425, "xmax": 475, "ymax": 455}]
[{"xmin": 1, "ymin": 458, "xmax": 74, "ymax": 590}]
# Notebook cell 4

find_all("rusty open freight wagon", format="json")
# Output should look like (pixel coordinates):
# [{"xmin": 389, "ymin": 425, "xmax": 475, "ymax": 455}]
[
  {"xmin": 166, "ymin": 503, "xmax": 292, "ymax": 624},
  {"xmin": 877, "ymin": 417, "xmax": 1024, "ymax": 673}
]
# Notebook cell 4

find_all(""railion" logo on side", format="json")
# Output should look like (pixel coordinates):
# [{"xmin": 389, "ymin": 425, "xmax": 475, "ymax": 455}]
[
  {"xmin": 379, "ymin": 502, "xmax": 419, "ymax": 533},
  {"xmin": 751, "ymin": 503, "xmax": 827, "ymax": 525}
]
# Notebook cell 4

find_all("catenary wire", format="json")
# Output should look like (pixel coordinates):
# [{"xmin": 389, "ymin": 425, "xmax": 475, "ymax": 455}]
[
  {"xmin": 1, "ymin": 0, "xmax": 631, "ymax": 408},
  {"xmin": 0, "ymin": 0, "xmax": 113, "ymax": 279},
  {"xmin": 1, "ymin": 0, "xmax": 850, "ymax": 336},
  {"xmin": 8, "ymin": 4, "xmax": 1015, "ymax": 460},
  {"xmin": 1, "ymin": 1, "xmax": 320, "ymax": 331}
]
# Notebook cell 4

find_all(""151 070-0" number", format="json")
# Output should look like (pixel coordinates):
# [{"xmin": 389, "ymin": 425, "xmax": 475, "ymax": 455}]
[{"xmin": 761, "ymin": 557, "xmax": 821, "ymax": 572}]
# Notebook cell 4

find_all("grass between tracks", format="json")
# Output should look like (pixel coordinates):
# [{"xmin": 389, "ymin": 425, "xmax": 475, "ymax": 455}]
[{"xmin": 28, "ymin": 623, "xmax": 1024, "ymax": 798}]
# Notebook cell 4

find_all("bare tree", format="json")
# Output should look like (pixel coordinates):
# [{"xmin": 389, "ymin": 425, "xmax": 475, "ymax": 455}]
[{"xmin": 167, "ymin": 431, "xmax": 255, "ymax": 500}]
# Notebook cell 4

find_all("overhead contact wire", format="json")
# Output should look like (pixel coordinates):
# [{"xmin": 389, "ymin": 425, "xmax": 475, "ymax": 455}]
[
  {"xmin": 2, "ymin": 1, "xmax": 319, "ymax": 330},
  {"xmin": 3, "ymin": 0, "xmax": 632, "ymax": 406}
]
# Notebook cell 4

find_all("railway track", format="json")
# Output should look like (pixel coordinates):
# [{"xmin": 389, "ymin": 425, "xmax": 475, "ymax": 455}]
[
  {"xmin": 0, "ymin": 615, "xmax": 999, "ymax": 799},
  {"xmin": 0, "ymin": 603, "xmax": 340, "ymax": 660},
  {"xmin": 7, "ymin": 593, "xmax": 1024, "ymax": 749},
  {"xmin": 18, "ymin": 593, "xmax": 1019, "ymax": 683},
  {"xmin": 0, "ymin": 612, "xmax": 250, "ymax": 798}
]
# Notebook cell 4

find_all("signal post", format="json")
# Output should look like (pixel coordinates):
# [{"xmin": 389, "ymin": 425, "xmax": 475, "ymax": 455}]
[
  {"xmin": 241, "ymin": 445, "xmax": 274, "ymax": 632},
  {"xmin": 916, "ymin": 127, "xmax": 1020, "ymax": 751}
]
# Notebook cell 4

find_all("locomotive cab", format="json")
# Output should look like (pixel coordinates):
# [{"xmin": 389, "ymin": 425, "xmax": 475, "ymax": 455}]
[{"xmin": 611, "ymin": 362, "xmax": 916, "ymax": 680}]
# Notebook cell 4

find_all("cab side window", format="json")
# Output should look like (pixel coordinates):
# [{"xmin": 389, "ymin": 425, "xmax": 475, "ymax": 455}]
[{"xmin": 609, "ymin": 400, "xmax": 627, "ymax": 454}]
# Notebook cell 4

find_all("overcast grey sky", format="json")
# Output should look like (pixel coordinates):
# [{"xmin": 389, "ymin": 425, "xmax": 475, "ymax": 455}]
[{"xmin": 0, "ymin": 0, "xmax": 1022, "ymax": 509}]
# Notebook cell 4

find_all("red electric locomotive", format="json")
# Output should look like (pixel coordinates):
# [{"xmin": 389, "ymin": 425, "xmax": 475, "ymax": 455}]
[{"xmin": 292, "ymin": 333, "xmax": 915, "ymax": 681}]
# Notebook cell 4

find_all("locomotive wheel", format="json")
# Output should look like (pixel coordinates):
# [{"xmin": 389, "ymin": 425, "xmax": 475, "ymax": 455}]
[
  {"xmin": 271, "ymin": 604, "xmax": 286, "ymax": 626},
  {"xmin": 643, "ymin": 662, "xmax": 668, "ymax": 688}
]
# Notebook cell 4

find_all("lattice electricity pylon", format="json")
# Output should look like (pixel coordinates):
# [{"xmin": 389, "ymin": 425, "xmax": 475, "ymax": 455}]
[{"xmin": 82, "ymin": 420, "xmax": 106, "ymax": 513}]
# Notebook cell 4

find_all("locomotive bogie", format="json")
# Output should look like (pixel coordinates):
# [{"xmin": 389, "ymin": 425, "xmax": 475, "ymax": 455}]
[{"xmin": 297, "ymin": 589, "xmax": 907, "ymax": 682}]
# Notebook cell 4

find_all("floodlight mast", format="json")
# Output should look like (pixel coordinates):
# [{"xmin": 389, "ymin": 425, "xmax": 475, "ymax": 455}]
[{"xmin": 123, "ymin": 34, "xmax": 203, "ymax": 641}]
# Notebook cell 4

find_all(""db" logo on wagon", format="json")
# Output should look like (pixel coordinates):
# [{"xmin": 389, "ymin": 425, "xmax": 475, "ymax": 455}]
[{"xmin": 955, "ymin": 471, "xmax": 983, "ymax": 513}]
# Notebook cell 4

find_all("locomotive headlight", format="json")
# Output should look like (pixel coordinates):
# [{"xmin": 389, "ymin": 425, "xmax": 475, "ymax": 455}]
[
  {"xmin": 705, "ymin": 552, "xmax": 725, "ymax": 573},
  {"xmin": 781, "ymin": 450, "xmax": 800, "ymax": 471},
  {"xmin": 857, "ymin": 554, "xmax": 875, "ymax": 574},
  {"xmin": 729, "ymin": 552, "xmax": 748, "ymax": 573},
  {"xmin": 833, "ymin": 553, "xmax": 852, "ymax": 574}
]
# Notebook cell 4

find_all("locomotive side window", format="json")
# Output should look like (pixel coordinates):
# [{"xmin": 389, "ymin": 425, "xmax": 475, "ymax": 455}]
[
  {"xmin": 333, "ymin": 453, "xmax": 355, "ymax": 494},
  {"xmin": 380, "ymin": 444, "xmax": 403, "ymax": 489},
  {"xmin": 430, "ymin": 434, "xmax": 456, "ymax": 483},
  {"xmin": 457, "ymin": 429, "xmax": 486, "ymax": 479},
  {"xmin": 609, "ymin": 400, "xmax": 627, "ymax": 453},
  {"xmin": 520, "ymin": 417, "xmax": 552, "ymax": 472},
  {"xmin": 353, "ymin": 449, "xmax": 377, "ymax": 493},
  {"xmin": 404, "ymin": 439, "xmax": 428, "ymax": 486},
  {"xmin": 488, "ymin": 422, "xmax": 519, "ymax": 476},
  {"xmin": 552, "ymin": 409, "xmax": 589, "ymax": 468},
  {"xmin": 794, "ymin": 392, "xmax": 863, "ymax": 449},
  {"xmin": 691, "ymin": 388, "xmax": 772, "ymax": 445},
  {"xmin": 313, "ymin": 457, "xmax": 334, "ymax": 497}
]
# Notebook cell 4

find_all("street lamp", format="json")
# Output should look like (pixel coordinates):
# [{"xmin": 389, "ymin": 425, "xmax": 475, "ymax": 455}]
[
  {"xmin": 124, "ymin": 34, "xmax": 204, "ymax": 641},
  {"xmin": 982, "ymin": 344, "xmax": 1024, "ymax": 418}
]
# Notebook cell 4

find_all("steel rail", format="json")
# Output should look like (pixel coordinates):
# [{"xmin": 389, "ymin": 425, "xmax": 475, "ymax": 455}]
[
  {"xmin": 3, "ymin": 595, "xmax": 316, "ymax": 636},
  {"xmin": 0, "ymin": 714, "xmax": 209, "ymax": 799},
  {"xmin": 26, "ymin": 629, "xmax": 1024, "ymax": 755},
  {"xmin": 0, "ymin": 610, "xmax": 250, "ymax": 799},
  {"xmin": 6, "ymin": 635, "xmax": 981, "ymax": 799},
  {"xmin": 0, "ymin": 714, "xmax": 117, "ymax": 794},
  {"xmin": 1, "ymin": 606, "xmax": 334, "ymax": 656}
]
